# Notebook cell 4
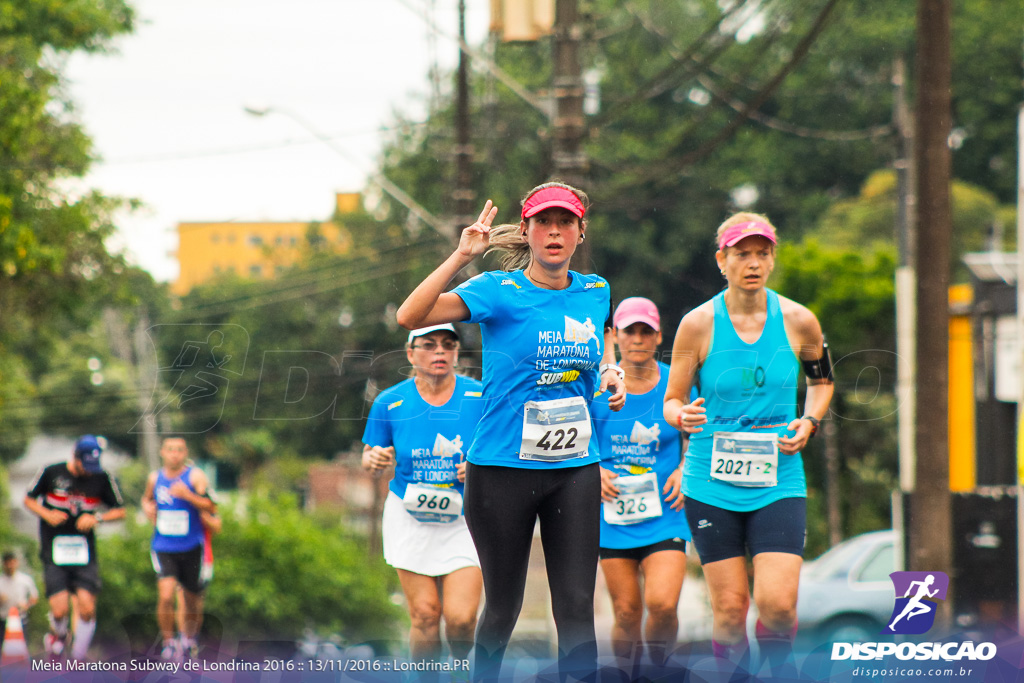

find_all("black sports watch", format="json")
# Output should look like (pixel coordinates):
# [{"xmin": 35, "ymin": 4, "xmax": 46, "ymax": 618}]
[{"xmin": 802, "ymin": 415, "xmax": 820, "ymax": 438}]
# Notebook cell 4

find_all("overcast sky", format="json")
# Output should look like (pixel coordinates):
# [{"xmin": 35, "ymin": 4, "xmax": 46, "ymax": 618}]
[{"xmin": 62, "ymin": 0, "xmax": 490, "ymax": 283}]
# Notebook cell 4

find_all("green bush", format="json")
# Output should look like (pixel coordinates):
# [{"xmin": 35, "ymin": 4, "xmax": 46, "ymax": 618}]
[{"xmin": 94, "ymin": 493, "xmax": 401, "ymax": 652}]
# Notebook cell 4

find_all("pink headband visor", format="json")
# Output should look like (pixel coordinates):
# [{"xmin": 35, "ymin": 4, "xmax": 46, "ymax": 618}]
[
  {"xmin": 718, "ymin": 221, "xmax": 777, "ymax": 250},
  {"xmin": 522, "ymin": 187, "xmax": 586, "ymax": 219},
  {"xmin": 614, "ymin": 297, "xmax": 660, "ymax": 332}
]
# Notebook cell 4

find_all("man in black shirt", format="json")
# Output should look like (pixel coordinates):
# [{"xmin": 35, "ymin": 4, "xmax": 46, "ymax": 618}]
[{"xmin": 24, "ymin": 435, "xmax": 125, "ymax": 660}]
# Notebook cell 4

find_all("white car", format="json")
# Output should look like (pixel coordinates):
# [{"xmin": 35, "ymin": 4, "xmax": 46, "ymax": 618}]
[{"xmin": 796, "ymin": 530, "xmax": 897, "ymax": 645}]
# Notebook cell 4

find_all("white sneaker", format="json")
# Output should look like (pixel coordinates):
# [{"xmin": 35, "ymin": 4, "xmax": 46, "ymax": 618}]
[
  {"xmin": 160, "ymin": 639, "xmax": 181, "ymax": 662},
  {"xmin": 44, "ymin": 632, "xmax": 65, "ymax": 658},
  {"xmin": 179, "ymin": 637, "xmax": 199, "ymax": 660}
]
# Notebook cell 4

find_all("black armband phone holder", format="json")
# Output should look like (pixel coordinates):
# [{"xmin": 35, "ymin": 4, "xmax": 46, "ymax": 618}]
[{"xmin": 802, "ymin": 340, "xmax": 833, "ymax": 382}]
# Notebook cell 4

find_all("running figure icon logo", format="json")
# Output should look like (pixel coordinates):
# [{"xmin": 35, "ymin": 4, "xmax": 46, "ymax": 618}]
[
  {"xmin": 133, "ymin": 324, "xmax": 249, "ymax": 434},
  {"xmin": 629, "ymin": 421, "xmax": 661, "ymax": 450},
  {"xmin": 563, "ymin": 316, "xmax": 598, "ymax": 345},
  {"xmin": 883, "ymin": 571, "xmax": 949, "ymax": 635},
  {"xmin": 432, "ymin": 434, "xmax": 464, "ymax": 460}
]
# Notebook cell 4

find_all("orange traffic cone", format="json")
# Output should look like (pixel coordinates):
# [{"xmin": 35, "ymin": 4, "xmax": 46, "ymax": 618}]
[{"xmin": 0, "ymin": 607, "xmax": 29, "ymax": 665}]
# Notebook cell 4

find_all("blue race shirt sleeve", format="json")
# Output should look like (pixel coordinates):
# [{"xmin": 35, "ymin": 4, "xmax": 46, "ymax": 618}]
[
  {"xmin": 452, "ymin": 272, "xmax": 498, "ymax": 324},
  {"xmin": 591, "ymin": 391, "xmax": 615, "ymax": 463},
  {"xmin": 361, "ymin": 394, "xmax": 393, "ymax": 448}
]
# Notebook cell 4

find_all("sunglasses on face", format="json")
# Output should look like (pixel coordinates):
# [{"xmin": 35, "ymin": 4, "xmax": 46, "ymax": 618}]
[{"xmin": 410, "ymin": 340, "xmax": 458, "ymax": 352}]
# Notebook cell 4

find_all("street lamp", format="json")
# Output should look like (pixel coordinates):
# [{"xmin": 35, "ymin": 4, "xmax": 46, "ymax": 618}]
[{"xmin": 243, "ymin": 105, "xmax": 452, "ymax": 241}]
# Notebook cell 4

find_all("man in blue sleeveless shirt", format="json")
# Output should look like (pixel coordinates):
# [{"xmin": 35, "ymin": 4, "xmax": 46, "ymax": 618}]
[{"xmin": 142, "ymin": 437, "xmax": 217, "ymax": 661}]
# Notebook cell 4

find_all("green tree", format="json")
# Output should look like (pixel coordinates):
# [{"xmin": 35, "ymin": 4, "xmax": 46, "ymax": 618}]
[
  {"xmin": 377, "ymin": 0, "xmax": 1020, "ymax": 324},
  {"xmin": 819, "ymin": 169, "xmax": 1013, "ymax": 281},
  {"xmin": 774, "ymin": 239, "xmax": 899, "ymax": 550},
  {"xmin": 0, "ymin": 0, "xmax": 152, "ymax": 461}
]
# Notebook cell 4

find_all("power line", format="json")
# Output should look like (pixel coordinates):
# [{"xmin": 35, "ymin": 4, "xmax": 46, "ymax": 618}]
[
  {"xmin": 695, "ymin": 73, "xmax": 893, "ymax": 141},
  {"xmin": 0, "ymin": 125, "xmax": 427, "ymax": 171},
  {"xmin": 590, "ymin": 0, "xmax": 755, "ymax": 128},
  {"xmin": 174, "ymin": 237, "xmax": 447, "ymax": 320},
  {"xmin": 623, "ymin": 3, "xmax": 892, "ymax": 142},
  {"xmin": 390, "ymin": 0, "xmax": 551, "ymax": 118},
  {"xmin": 622, "ymin": 0, "xmax": 844, "ymax": 186}
]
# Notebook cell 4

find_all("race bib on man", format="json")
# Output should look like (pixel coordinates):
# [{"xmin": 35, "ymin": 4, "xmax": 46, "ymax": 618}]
[
  {"xmin": 520, "ymin": 396, "xmax": 591, "ymax": 462},
  {"xmin": 603, "ymin": 472, "xmax": 663, "ymax": 525},
  {"xmin": 52, "ymin": 536, "xmax": 89, "ymax": 566},
  {"xmin": 402, "ymin": 483, "xmax": 463, "ymax": 523},
  {"xmin": 711, "ymin": 431, "xmax": 778, "ymax": 487},
  {"xmin": 157, "ymin": 509, "xmax": 190, "ymax": 536}
]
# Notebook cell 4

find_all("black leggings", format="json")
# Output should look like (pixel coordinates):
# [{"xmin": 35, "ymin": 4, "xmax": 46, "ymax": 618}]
[{"xmin": 464, "ymin": 462, "xmax": 600, "ymax": 680}]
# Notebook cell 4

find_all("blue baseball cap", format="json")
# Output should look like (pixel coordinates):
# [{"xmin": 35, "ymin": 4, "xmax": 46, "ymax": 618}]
[{"xmin": 74, "ymin": 435, "xmax": 104, "ymax": 473}]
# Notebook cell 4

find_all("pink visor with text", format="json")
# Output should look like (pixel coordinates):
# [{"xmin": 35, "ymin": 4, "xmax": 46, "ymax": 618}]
[
  {"xmin": 522, "ymin": 187, "xmax": 586, "ymax": 219},
  {"xmin": 718, "ymin": 221, "xmax": 777, "ymax": 250}
]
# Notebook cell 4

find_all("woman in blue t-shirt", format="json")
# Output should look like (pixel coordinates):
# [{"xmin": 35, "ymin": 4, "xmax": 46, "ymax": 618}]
[
  {"xmin": 663, "ymin": 213, "xmax": 834, "ymax": 677},
  {"xmin": 592, "ymin": 297, "xmax": 690, "ymax": 668},
  {"xmin": 397, "ymin": 183, "xmax": 626, "ymax": 679},
  {"xmin": 362, "ymin": 324, "xmax": 484, "ymax": 666}
]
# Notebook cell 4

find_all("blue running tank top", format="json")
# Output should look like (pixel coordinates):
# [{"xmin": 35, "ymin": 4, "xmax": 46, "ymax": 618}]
[
  {"xmin": 682, "ymin": 289, "xmax": 805, "ymax": 511},
  {"xmin": 152, "ymin": 466, "xmax": 205, "ymax": 552}
]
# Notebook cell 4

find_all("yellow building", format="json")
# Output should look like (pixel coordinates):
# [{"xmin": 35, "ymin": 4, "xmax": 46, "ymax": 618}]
[{"xmin": 172, "ymin": 193, "xmax": 360, "ymax": 295}]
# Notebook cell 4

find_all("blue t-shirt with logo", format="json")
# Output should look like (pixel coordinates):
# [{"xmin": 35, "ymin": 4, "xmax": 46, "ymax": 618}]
[
  {"xmin": 453, "ymin": 269, "xmax": 610, "ymax": 469},
  {"xmin": 362, "ymin": 374, "xmax": 485, "ymax": 504},
  {"xmin": 592, "ymin": 362, "xmax": 691, "ymax": 548}
]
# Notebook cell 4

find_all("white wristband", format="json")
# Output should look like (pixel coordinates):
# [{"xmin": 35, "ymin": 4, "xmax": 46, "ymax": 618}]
[{"xmin": 599, "ymin": 364, "xmax": 626, "ymax": 382}]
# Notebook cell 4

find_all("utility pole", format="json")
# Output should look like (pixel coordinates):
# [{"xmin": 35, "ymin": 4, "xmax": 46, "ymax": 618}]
[
  {"xmin": 894, "ymin": 56, "xmax": 917, "ymax": 502},
  {"xmin": 552, "ymin": 0, "xmax": 590, "ymax": 268},
  {"xmin": 552, "ymin": 0, "xmax": 586, "ymax": 187},
  {"xmin": 1015, "ymin": 101, "xmax": 1024, "ymax": 635},
  {"xmin": 910, "ymin": 0, "xmax": 953, "ymax": 628},
  {"xmin": 452, "ymin": 0, "xmax": 475, "ymax": 237},
  {"xmin": 133, "ymin": 311, "xmax": 160, "ymax": 470}
]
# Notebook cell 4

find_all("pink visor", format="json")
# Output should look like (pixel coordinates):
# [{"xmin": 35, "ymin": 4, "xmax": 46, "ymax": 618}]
[
  {"xmin": 718, "ymin": 221, "xmax": 777, "ymax": 250},
  {"xmin": 614, "ymin": 297, "xmax": 660, "ymax": 331},
  {"xmin": 522, "ymin": 187, "xmax": 586, "ymax": 219}
]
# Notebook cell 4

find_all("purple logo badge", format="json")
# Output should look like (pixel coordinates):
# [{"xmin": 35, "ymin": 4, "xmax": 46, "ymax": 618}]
[{"xmin": 883, "ymin": 571, "xmax": 949, "ymax": 635}]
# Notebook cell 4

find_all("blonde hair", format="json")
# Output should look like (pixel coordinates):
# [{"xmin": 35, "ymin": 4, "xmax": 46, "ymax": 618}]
[
  {"xmin": 715, "ymin": 212, "xmax": 778, "ymax": 251},
  {"xmin": 485, "ymin": 182, "xmax": 591, "ymax": 273},
  {"xmin": 485, "ymin": 223, "xmax": 532, "ymax": 271}
]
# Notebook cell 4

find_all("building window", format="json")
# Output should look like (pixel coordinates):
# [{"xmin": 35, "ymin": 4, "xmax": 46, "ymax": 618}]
[
  {"xmin": 211, "ymin": 233, "xmax": 220, "ymax": 243},
  {"xmin": 248, "ymin": 235, "xmax": 263, "ymax": 247},
  {"xmin": 227, "ymin": 234, "xmax": 236, "ymax": 243},
  {"xmin": 250, "ymin": 264, "xmax": 262, "ymax": 277},
  {"xmin": 275, "ymin": 235, "xmax": 284, "ymax": 246}
]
